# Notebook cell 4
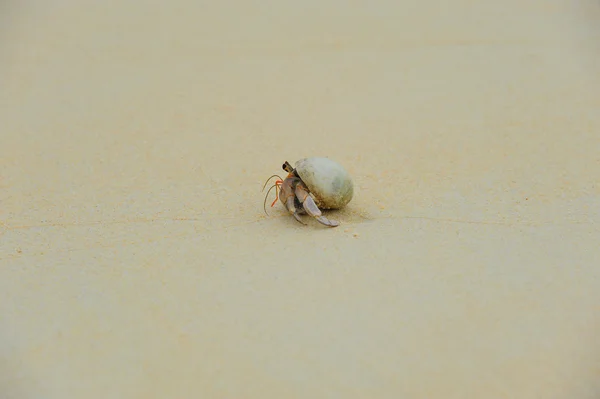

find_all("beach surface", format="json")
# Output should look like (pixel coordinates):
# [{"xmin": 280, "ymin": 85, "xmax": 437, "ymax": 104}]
[{"xmin": 1, "ymin": 1, "xmax": 600, "ymax": 398}]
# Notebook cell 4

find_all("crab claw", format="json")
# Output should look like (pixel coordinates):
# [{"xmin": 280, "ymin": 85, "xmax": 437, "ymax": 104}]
[
  {"xmin": 295, "ymin": 183, "xmax": 339, "ymax": 227},
  {"xmin": 278, "ymin": 176, "xmax": 307, "ymax": 225}
]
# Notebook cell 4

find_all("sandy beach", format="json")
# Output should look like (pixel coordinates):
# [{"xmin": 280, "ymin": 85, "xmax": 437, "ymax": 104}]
[{"xmin": 1, "ymin": 1, "xmax": 600, "ymax": 397}]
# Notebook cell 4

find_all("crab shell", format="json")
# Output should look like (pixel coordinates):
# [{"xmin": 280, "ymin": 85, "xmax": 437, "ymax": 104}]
[{"xmin": 294, "ymin": 157, "xmax": 354, "ymax": 210}]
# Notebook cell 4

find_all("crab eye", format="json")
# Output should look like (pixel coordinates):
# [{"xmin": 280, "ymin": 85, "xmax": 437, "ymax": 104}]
[{"xmin": 281, "ymin": 163, "xmax": 287, "ymax": 170}]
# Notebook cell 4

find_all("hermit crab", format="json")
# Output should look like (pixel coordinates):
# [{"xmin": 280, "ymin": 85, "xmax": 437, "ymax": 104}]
[{"xmin": 262, "ymin": 157, "xmax": 354, "ymax": 227}]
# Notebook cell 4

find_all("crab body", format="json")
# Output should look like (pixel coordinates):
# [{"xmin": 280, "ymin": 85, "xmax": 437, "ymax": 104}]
[{"xmin": 271, "ymin": 157, "xmax": 354, "ymax": 227}]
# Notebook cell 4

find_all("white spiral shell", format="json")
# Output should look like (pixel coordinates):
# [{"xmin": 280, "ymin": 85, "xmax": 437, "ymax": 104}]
[{"xmin": 295, "ymin": 157, "xmax": 354, "ymax": 209}]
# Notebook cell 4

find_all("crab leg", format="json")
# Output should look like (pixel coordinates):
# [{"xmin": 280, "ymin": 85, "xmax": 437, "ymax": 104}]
[
  {"xmin": 295, "ymin": 183, "xmax": 340, "ymax": 227},
  {"xmin": 279, "ymin": 176, "xmax": 306, "ymax": 225}
]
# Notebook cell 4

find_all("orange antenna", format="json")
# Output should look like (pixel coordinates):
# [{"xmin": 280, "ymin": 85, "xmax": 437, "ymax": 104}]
[
  {"xmin": 262, "ymin": 175, "xmax": 283, "ymax": 192},
  {"xmin": 262, "ymin": 175, "xmax": 284, "ymax": 215}
]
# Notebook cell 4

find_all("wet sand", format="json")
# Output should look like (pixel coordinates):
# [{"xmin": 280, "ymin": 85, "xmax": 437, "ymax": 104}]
[{"xmin": 1, "ymin": 1, "xmax": 600, "ymax": 398}]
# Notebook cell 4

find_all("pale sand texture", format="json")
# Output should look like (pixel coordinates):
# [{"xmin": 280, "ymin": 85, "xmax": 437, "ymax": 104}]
[{"xmin": 1, "ymin": 1, "xmax": 600, "ymax": 398}]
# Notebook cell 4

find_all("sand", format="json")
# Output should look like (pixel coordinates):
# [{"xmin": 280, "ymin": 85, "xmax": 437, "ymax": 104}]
[{"xmin": 1, "ymin": 1, "xmax": 600, "ymax": 398}]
